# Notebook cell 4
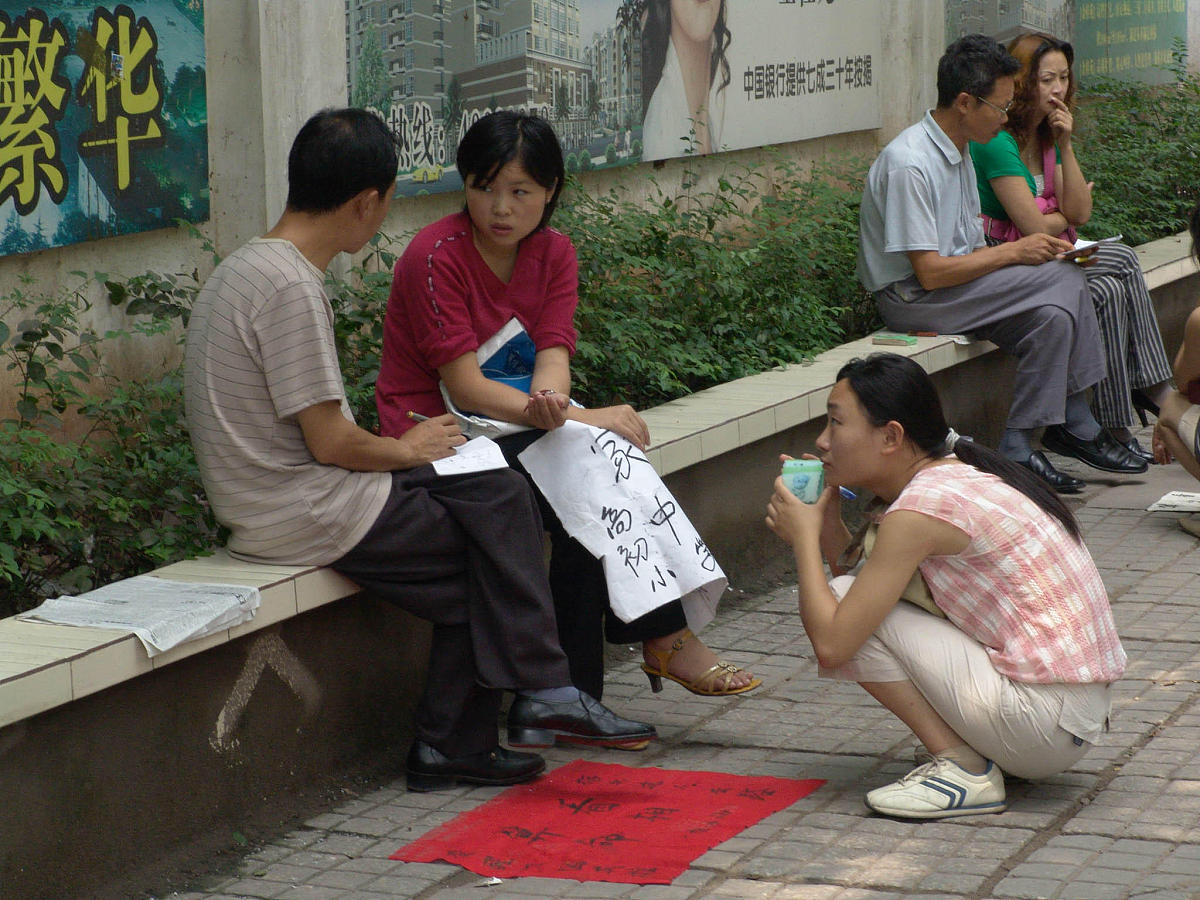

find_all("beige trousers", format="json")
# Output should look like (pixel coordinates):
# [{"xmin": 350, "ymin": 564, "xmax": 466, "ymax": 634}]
[{"xmin": 820, "ymin": 575, "xmax": 1112, "ymax": 780}]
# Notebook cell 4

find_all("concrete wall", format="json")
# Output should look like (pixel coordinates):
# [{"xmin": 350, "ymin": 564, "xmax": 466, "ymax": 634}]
[
  {"xmin": 0, "ymin": 598, "xmax": 432, "ymax": 900},
  {"xmin": 0, "ymin": 0, "xmax": 942, "ymax": 415}
]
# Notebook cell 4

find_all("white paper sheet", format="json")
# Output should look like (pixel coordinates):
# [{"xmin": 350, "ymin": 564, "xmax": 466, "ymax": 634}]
[
  {"xmin": 19, "ymin": 576, "xmax": 260, "ymax": 656},
  {"xmin": 431, "ymin": 436, "xmax": 510, "ymax": 475},
  {"xmin": 1147, "ymin": 491, "xmax": 1200, "ymax": 512},
  {"xmin": 518, "ymin": 421, "xmax": 725, "ymax": 628}
]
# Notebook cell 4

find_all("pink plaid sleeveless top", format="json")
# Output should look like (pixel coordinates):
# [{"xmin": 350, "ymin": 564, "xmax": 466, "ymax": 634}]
[{"xmin": 887, "ymin": 464, "xmax": 1125, "ymax": 684}]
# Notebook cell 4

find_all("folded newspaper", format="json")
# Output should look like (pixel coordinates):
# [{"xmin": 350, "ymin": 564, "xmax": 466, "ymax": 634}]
[
  {"xmin": 1147, "ymin": 491, "xmax": 1200, "ymax": 512},
  {"xmin": 19, "ymin": 575, "xmax": 260, "ymax": 657}
]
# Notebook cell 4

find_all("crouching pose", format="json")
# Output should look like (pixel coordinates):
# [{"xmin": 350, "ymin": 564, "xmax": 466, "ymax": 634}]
[{"xmin": 766, "ymin": 353, "xmax": 1125, "ymax": 818}]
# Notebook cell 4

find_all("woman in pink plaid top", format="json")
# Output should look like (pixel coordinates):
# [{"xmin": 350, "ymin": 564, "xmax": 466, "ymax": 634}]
[{"xmin": 766, "ymin": 353, "xmax": 1125, "ymax": 821}]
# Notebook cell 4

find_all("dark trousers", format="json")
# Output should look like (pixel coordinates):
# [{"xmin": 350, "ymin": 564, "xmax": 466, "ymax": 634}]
[
  {"xmin": 498, "ymin": 430, "xmax": 687, "ymax": 700},
  {"xmin": 332, "ymin": 466, "xmax": 571, "ymax": 758}
]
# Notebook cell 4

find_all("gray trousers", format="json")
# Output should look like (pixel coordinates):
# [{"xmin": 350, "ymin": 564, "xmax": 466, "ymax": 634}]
[
  {"xmin": 333, "ymin": 466, "xmax": 572, "ymax": 758},
  {"xmin": 876, "ymin": 261, "xmax": 1105, "ymax": 430}
]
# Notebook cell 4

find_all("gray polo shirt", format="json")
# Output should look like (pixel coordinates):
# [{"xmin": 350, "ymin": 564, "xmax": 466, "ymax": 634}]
[{"xmin": 856, "ymin": 111, "xmax": 986, "ymax": 292}]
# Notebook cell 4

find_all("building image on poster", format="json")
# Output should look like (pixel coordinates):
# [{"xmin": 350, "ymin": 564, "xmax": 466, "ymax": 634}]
[
  {"xmin": 0, "ymin": 1, "xmax": 208, "ymax": 258},
  {"xmin": 945, "ymin": 0, "xmax": 1189, "ymax": 85},
  {"xmin": 346, "ymin": 0, "xmax": 880, "ymax": 196}
]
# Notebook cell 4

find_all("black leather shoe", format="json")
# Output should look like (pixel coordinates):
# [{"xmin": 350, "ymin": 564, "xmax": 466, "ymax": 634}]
[
  {"xmin": 1119, "ymin": 435, "xmax": 1155, "ymax": 464},
  {"xmin": 405, "ymin": 740, "xmax": 544, "ymax": 792},
  {"xmin": 507, "ymin": 693, "xmax": 658, "ymax": 749},
  {"xmin": 1019, "ymin": 450, "xmax": 1085, "ymax": 494},
  {"xmin": 1041, "ymin": 425, "xmax": 1148, "ymax": 474}
]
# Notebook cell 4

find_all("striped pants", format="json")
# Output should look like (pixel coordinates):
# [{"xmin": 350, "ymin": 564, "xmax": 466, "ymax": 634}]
[
  {"xmin": 984, "ymin": 239, "xmax": 1173, "ymax": 429},
  {"xmin": 1084, "ymin": 242, "xmax": 1172, "ymax": 428}
]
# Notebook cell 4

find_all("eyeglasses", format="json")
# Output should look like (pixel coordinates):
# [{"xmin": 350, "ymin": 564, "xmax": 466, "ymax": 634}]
[{"xmin": 975, "ymin": 95, "xmax": 1013, "ymax": 115}]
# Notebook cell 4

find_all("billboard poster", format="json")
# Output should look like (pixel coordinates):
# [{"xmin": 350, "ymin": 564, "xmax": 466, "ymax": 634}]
[
  {"xmin": 0, "ymin": 1, "xmax": 207, "ymax": 258},
  {"xmin": 1075, "ymin": 0, "xmax": 1187, "ymax": 84},
  {"xmin": 945, "ymin": 0, "xmax": 1189, "ymax": 84},
  {"xmin": 346, "ymin": 0, "xmax": 881, "ymax": 199}
]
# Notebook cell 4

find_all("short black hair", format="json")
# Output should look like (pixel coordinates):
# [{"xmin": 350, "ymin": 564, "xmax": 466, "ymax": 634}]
[
  {"xmin": 936, "ymin": 34, "xmax": 1020, "ymax": 108},
  {"xmin": 286, "ymin": 108, "xmax": 398, "ymax": 213},
  {"xmin": 456, "ymin": 111, "xmax": 564, "ymax": 230}
]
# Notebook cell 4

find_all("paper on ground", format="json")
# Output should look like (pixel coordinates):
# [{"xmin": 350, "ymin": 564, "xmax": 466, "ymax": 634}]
[
  {"xmin": 518, "ymin": 421, "xmax": 724, "ymax": 628},
  {"xmin": 19, "ymin": 575, "xmax": 260, "ymax": 656},
  {"xmin": 431, "ymin": 435, "xmax": 509, "ymax": 475},
  {"xmin": 1147, "ymin": 491, "xmax": 1200, "ymax": 512}
]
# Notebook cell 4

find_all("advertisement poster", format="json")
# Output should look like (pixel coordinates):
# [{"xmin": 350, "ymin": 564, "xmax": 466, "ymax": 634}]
[
  {"xmin": 346, "ymin": 0, "xmax": 880, "ymax": 199},
  {"xmin": 945, "ymin": 0, "xmax": 1188, "ymax": 84},
  {"xmin": 1075, "ymin": 0, "xmax": 1187, "ymax": 83},
  {"xmin": 0, "ymin": 1, "xmax": 207, "ymax": 257}
]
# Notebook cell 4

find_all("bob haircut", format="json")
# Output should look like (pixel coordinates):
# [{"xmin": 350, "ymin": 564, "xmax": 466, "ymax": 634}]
[
  {"xmin": 935, "ymin": 33, "xmax": 1020, "ymax": 109},
  {"xmin": 456, "ymin": 111, "xmax": 565, "ymax": 231},
  {"xmin": 286, "ymin": 108, "xmax": 398, "ymax": 213},
  {"xmin": 1005, "ymin": 32, "xmax": 1076, "ymax": 150},
  {"xmin": 836, "ymin": 353, "xmax": 1081, "ymax": 541}
]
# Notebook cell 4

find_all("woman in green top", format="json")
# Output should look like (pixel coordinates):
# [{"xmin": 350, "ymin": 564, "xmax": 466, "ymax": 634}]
[{"xmin": 969, "ymin": 33, "xmax": 1172, "ymax": 462}]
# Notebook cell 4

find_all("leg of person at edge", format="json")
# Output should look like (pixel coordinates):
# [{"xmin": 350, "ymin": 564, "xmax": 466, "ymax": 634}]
[
  {"xmin": 374, "ymin": 110, "xmax": 761, "ymax": 701},
  {"xmin": 967, "ymin": 31, "xmax": 1173, "ymax": 465},
  {"xmin": 766, "ymin": 353, "xmax": 1124, "ymax": 819},
  {"xmin": 857, "ymin": 33, "xmax": 1146, "ymax": 495},
  {"xmin": 1153, "ymin": 204, "xmax": 1200, "ymax": 538},
  {"xmin": 182, "ymin": 108, "xmax": 656, "ymax": 793}
]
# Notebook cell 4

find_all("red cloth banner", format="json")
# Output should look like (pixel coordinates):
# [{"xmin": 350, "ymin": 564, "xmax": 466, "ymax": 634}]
[{"xmin": 393, "ymin": 760, "xmax": 823, "ymax": 884}]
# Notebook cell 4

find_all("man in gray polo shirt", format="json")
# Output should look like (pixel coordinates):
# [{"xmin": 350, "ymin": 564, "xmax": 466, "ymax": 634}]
[{"xmin": 857, "ymin": 34, "xmax": 1145, "ymax": 492}]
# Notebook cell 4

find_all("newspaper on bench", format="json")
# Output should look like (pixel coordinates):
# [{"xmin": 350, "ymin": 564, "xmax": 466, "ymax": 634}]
[
  {"xmin": 518, "ymin": 420, "xmax": 724, "ymax": 628},
  {"xmin": 19, "ymin": 575, "xmax": 260, "ymax": 656}
]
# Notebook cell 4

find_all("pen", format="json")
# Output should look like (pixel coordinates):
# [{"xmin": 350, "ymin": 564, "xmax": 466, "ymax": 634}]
[{"xmin": 406, "ymin": 411, "xmax": 429, "ymax": 422}]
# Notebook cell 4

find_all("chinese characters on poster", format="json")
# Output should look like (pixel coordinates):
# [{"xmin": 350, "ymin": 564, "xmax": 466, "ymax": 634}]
[
  {"xmin": 944, "ymin": 0, "xmax": 1188, "ymax": 85},
  {"xmin": 0, "ymin": 1, "xmax": 207, "ymax": 257}
]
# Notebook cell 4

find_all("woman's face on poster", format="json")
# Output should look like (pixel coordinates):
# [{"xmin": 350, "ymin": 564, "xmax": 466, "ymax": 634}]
[{"xmin": 670, "ymin": 0, "xmax": 722, "ymax": 46}]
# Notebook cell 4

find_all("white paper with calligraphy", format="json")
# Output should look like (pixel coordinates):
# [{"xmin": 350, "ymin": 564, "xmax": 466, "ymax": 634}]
[{"xmin": 518, "ymin": 421, "xmax": 724, "ymax": 627}]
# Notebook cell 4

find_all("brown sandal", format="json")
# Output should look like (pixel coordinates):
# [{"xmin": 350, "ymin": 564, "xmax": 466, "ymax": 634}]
[{"xmin": 641, "ymin": 628, "xmax": 762, "ymax": 697}]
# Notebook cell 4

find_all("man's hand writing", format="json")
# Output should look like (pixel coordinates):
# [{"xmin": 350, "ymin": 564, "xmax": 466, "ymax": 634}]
[{"xmin": 398, "ymin": 414, "xmax": 465, "ymax": 465}]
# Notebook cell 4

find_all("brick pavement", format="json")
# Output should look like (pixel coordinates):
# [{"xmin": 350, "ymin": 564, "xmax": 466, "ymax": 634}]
[{"xmin": 164, "ymin": 443, "xmax": 1200, "ymax": 900}]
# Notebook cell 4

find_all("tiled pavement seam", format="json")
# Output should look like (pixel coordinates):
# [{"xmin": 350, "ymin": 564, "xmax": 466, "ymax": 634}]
[{"xmin": 156, "ymin": 449, "xmax": 1200, "ymax": 900}]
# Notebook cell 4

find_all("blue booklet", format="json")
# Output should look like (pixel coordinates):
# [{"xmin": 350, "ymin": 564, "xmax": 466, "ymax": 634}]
[
  {"xmin": 477, "ymin": 317, "xmax": 536, "ymax": 393},
  {"xmin": 439, "ymin": 318, "xmax": 537, "ymax": 439}
]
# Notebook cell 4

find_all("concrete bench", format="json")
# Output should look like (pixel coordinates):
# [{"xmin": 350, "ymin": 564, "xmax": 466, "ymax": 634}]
[
  {"xmin": 1, "ymin": 230, "xmax": 1195, "ymax": 900},
  {"xmin": 0, "ymin": 557, "xmax": 359, "ymax": 730}
]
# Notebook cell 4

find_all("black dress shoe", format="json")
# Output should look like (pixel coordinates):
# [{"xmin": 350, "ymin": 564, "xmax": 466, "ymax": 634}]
[
  {"xmin": 1119, "ymin": 434, "xmax": 1155, "ymax": 464},
  {"xmin": 1041, "ymin": 425, "xmax": 1148, "ymax": 474},
  {"xmin": 1019, "ymin": 450, "xmax": 1085, "ymax": 494},
  {"xmin": 405, "ymin": 740, "xmax": 545, "ymax": 792},
  {"xmin": 507, "ymin": 692, "xmax": 658, "ymax": 749}
]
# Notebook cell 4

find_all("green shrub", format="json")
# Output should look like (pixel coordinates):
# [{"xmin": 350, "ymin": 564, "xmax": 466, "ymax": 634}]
[
  {"xmin": 0, "ymin": 273, "xmax": 221, "ymax": 615},
  {"xmin": 1075, "ymin": 49, "xmax": 1200, "ymax": 246},
  {"xmin": 327, "ymin": 233, "xmax": 404, "ymax": 432},
  {"xmin": 555, "ymin": 154, "xmax": 873, "ymax": 408}
]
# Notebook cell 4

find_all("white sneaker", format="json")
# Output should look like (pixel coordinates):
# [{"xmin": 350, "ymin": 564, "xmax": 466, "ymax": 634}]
[{"xmin": 865, "ymin": 757, "xmax": 1006, "ymax": 819}]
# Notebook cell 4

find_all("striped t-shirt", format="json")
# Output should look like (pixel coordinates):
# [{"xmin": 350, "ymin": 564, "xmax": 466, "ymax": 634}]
[
  {"xmin": 183, "ymin": 239, "xmax": 390, "ymax": 564},
  {"xmin": 887, "ymin": 463, "xmax": 1126, "ymax": 685}
]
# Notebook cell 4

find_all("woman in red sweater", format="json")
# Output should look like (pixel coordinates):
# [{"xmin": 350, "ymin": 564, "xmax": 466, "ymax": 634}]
[{"xmin": 376, "ymin": 111, "xmax": 760, "ymax": 704}]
